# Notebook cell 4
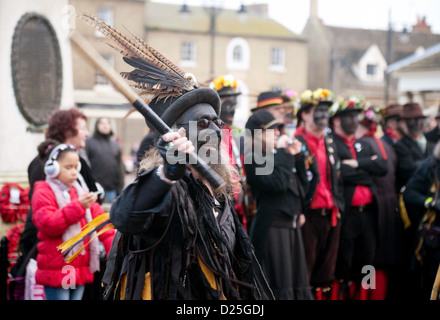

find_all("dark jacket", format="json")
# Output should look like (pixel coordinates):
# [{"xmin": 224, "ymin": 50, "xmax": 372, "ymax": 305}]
[
  {"xmin": 103, "ymin": 168, "xmax": 273, "ymax": 300},
  {"xmin": 425, "ymin": 126, "xmax": 440, "ymax": 144},
  {"xmin": 332, "ymin": 133, "xmax": 388, "ymax": 216},
  {"xmin": 360, "ymin": 135, "xmax": 404, "ymax": 265},
  {"xmin": 245, "ymin": 149, "xmax": 312, "ymax": 259},
  {"xmin": 394, "ymin": 134, "xmax": 436, "ymax": 191},
  {"xmin": 403, "ymin": 155, "xmax": 440, "ymax": 220},
  {"xmin": 86, "ymin": 132, "xmax": 124, "ymax": 192},
  {"xmin": 295, "ymin": 132, "xmax": 345, "ymax": 214}
]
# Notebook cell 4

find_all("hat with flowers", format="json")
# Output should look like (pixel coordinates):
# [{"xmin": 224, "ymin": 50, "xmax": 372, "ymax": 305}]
[
  {"xmin": 297, "ymin": 88, "xmax": 334, "ymax": 121},
  {"xmin": 211, "ymin": 74, "xmax": 241, "ymax": 97},
  {"xmin": 361, "ymin": 105, "xmax": 382, "ymax": 124},
  {"xmin": 328, "ymin": 94, "xmax": 364, "ymax": 118}
]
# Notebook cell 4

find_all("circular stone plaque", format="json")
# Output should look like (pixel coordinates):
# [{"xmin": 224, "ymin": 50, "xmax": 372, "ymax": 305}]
[{"xmin": 11, "ymin": 12, "xmax": 63, "ymax": 126}]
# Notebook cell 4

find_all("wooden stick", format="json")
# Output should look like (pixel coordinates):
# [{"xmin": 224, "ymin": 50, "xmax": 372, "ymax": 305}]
[
  {"xmin": 70, "ymin": 31, "xmax": 225, "ymax": 190},
  {"xmin": 431, "ymin": 263, "xmax": 440, "ymax": 300}
]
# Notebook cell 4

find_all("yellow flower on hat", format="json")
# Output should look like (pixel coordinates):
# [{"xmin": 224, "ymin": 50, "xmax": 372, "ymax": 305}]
[
  {"xmin": 212, "ymin": 75, "xmax": 237, "ymax": 92},
  {"xmin": 299, "ymin": 89, "xmax": 314, "ymax": 105},
  {"xmin": 300, "ymin": 88, "xmax": 334, "ymax": 106},
  {"xmin": 313, "ymin": 88, "xmax": 334, "ymax": 101}
]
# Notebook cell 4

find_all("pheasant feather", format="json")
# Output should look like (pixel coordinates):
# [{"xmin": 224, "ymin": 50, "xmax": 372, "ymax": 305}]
[{"xmin": 78, "ymin": 13, "xmax": 199, "ymax": 101}]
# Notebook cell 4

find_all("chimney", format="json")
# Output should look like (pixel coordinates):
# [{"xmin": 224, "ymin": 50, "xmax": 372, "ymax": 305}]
[
  {"xmin": 310, "ymin": 0, "xmax": 318, "ymax": 18},
  {"xmin": 412, "ymin": 16, "xmax": 431, "ymax": 34},
  {"xmin": 246, "ymin": 4, "xmax": 268, "ymax": 17}
]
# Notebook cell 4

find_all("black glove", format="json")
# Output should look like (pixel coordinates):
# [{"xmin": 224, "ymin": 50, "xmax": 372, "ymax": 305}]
[{"xmin": 156, "ymin": 136, "xmax": 187, "ymax": 181}]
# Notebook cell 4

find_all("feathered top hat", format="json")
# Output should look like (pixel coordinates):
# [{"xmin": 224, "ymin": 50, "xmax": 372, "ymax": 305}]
[{"xmin": 80, "ymin": 14, "xmax": 221, "ymax": 128}]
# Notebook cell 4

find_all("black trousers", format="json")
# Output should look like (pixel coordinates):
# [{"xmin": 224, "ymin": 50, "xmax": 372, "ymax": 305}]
[
  {"xmin": 302, "ymin": 208, "xmax": 341, "ymax": 287},
  {"xmin": 335, "ymin": 204, "xmax": 377, "ymax": 281}
]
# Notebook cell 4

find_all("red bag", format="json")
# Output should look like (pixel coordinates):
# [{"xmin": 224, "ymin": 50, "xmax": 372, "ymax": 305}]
[{"xmin": 0, "ymin": 183, "xmax": 30, "ymax": 223}]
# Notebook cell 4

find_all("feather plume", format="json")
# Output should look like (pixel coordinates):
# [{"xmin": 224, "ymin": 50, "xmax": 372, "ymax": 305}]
[
  {"xmin": 78, "ymin": 13, "xmax": 199, "ymax": 101},
  {"xmin": 57, "ymin": 212, "xmax": 114, "ymax": 262}
]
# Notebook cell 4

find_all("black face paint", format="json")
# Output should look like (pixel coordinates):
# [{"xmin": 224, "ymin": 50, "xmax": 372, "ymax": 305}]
[
  {"xmin": 406, "ymin": 118, "xmax": 424, "ymax": 137},
  {"xmin": 340, "ymin": 113, "xmax": 359, "ymax": 135},
  {"xmin": 313, "ymin": 105, "xmax": 330, "ymax": 128},
  {"xmin": 175, "ymin": 103, "xmax": 222, "ymax": 155},
  {"xmin": 220, "ymin": 98, "xmax": 237, "ymax": 126}
]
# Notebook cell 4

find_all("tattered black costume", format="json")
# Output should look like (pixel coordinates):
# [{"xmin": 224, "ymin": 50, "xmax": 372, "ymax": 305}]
[{"xmin": 102, "ymin": 168, "xmax": 273, "ymax": 300}]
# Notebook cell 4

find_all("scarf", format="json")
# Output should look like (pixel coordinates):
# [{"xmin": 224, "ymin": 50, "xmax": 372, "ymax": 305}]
[{"xmin": 45, "ymin": 177, "xmax": 100, "ymax": 273}]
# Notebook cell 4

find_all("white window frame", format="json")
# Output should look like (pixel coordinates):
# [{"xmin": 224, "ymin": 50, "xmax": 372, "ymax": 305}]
[
  {"xmin": 180, "ymin": 41, "xmax": 197, "ymax": 68},
  {"xmin": 269, "ymin": 47, "xmax": 286, "ymax": 73},
  {"xmin": 226, "ymin": 37, "xmax": 250, "ymax": 71},
  {"xmin": 95, "ymin": 55, "xmax": 114, "ymax": 87}
]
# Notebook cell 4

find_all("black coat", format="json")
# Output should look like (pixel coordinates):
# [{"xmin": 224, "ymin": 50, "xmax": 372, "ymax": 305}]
[
  {"xmin": 360, "ymin": 135, "xmax": 404, "ymax": 266},
  {"xmin": 244, "ymin": 148, "xmax": 314, "ymax": 299},
  {"xmin": 104, "ymin": 168, "xmax": 273, "ymax": 300},
  {"xmin": 394, "ymin": 134, "xmax": 435, "ymax": 191},
  {"xmin": 295, "ymin": 133, "xmax": 345, "ymax": 214},
  {"xmin": 86, "ymin": 133, "xmax": 124, "ymax": 192},
  {"xmin": 245, "ymin": 149, "xmax": 311, "ymax": 259},
  {"xmin": 403, "ymin": 155, "xmax": 439, "ymax": 211},
  {"xmin": 332, "ymin": 133, "xmax": 388, "ymax": 216}
]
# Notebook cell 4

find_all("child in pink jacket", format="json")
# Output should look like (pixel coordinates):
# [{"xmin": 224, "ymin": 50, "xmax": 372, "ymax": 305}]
[{"xmin": 32, "ymin": 141, "xmax": 115, "ymax": 300}]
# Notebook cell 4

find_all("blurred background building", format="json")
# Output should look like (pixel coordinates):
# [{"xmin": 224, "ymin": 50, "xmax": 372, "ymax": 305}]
[{"xmin": 1, "ymin": 0, "xmax": 440, "ymax": 236}]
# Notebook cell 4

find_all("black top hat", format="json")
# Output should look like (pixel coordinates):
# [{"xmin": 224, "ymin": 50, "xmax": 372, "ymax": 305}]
[
  {"xmin": 245, "ymin": 110, "xmax": 282, "ymax": 132},
  {"xmin": 251, "ymin": 91, "xmax": 283, "ymax": 112}
]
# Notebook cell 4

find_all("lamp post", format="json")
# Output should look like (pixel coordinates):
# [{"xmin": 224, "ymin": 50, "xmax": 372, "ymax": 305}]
[
  {"xmin": 179, "ymin": 1, "xmax": 247, "ymax": 78},
  {"xmin": 385, "ymin": 8, "xmax": 410, "ymax": 105},
  {"xmin": 385, "ymin": 9, "xmax": 393, "ymax": 105},
  {"xmin": 206, "ymin": 4, "xmax": 220, "ymax": 78}
]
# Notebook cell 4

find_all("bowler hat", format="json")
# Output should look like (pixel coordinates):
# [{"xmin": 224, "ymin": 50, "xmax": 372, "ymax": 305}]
[
  {"xmin": 382, "ymin": 104, "xmax": 402, "ymax": 120},
  {"xmin": 251, "ymin": 91, "xmax": 283, "ymax": 112},
  {"xmin": 400, "ymin": 102, "xmax": 425, "ymax": 119}
]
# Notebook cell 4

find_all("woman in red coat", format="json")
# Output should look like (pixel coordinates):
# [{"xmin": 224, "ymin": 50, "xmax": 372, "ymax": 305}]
[{"xmin": 32, "ymin": 141, "xmax": 115, "ymax": 300}]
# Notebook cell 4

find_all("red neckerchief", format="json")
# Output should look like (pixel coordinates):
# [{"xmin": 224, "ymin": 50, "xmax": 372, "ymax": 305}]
[
  {"xmin": 336, "ymin": 133, "xmax": 374, "ymax": 207},
  {"xmin": 296, "ymin": 127, "xmax": 337, "ymax": 224}
]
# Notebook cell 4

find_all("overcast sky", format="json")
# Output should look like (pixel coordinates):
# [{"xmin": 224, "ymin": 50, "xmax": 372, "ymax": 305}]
[{"xmin": 153, "ymin": 0, "xmax": 440, "ymax": 34}]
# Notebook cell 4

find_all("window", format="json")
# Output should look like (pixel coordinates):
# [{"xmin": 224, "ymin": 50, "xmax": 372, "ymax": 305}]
[
  {"xmin": 269, "ymin": 47, "xmax": 286, "ymax": 73},
  {"xmin": 271, "ymin": 47, "xmax": 285, "ymax": 67},
  {"xmin": 95, "ymin": 7, "xmax": 114, "ymax": 38},
  {"xmin": 95, "ymin": 55, "xmax": 114, "ymax": 85},
  {"xmin": 226, "ymin": 37, "xmax": 250, "ymax": 70},
  {"xmin": 180, "ymin": 41, "xmax": 196, "ymax": 67},
  {"xmin": 233, "ymin": 45, "xmax": 243, "ymax": 63},
  {"xmin": 366, "ymin": 64, "xmax": 377, "ymax": 76}
]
